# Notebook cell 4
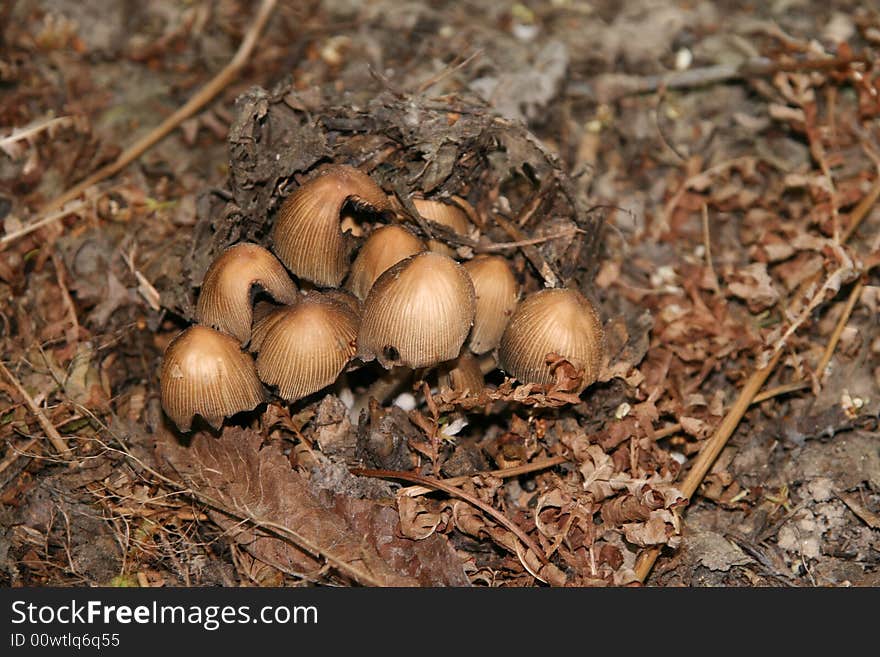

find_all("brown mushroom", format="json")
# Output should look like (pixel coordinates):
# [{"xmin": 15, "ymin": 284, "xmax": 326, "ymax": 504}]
[
  {"xmin": 412, "ymin": 197, "xmax": 471, "ymax": 256},
  {"xmin": 438, "ymin": 350, "xmax": 485, "ymax": 396},
  {"xmin": 195, "ymin": 243, "xmax": 298, "ymax": 345},
  {"xmin": 271, "ymin": 164, "xmax": 390, "ymax": 287},
  {"xmin": 254, "ymin": 295, "xmax": 359, "ymax": 402},
  {"xmin": 498, "ymin": 288, "xmax": 604, "ymax": 393},
  {"xmin": 463, "ymin": 255, "xmax": 519, "ymax": 354},
  {"xmin": 160, "ymin": 325, "xmax": 265, "ymax": 432},
  {"xmin": 345, "ymin": 224, "xmax": 425, "ymax": 300},
  {"xmin": 357, "ymin": 251, "xmax": 475, "ymax": 368}
]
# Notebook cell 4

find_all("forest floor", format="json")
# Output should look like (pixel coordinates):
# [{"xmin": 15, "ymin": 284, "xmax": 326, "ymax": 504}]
[{"xmin": 1, "ymin": 0, "xmax": 879, "ymax": 587}]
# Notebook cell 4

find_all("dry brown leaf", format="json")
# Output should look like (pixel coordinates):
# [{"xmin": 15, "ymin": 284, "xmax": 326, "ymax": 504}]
[
  {"xmin": 156, "ymin": 426, "xmax": 416, "ymax": 585},
  {"xmin": 622, "ymin": 512, "xmax": 680, "ymax": 548},
  {"xmin": 726, "ymin": 262, "xmax": 780, "ymax": 312},
  {"xmin": 397, "ymin": 494, "xmax": 446, "ymax": 540},
  {"xmin": 333, "ymin": 495, "xmax": 469, "ymax": 586}
]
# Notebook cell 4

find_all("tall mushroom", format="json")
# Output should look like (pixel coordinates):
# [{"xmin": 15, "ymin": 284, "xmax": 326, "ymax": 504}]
[{"xmin": 357, "ymin": 251, "xmax": 475, "ymax": 369}]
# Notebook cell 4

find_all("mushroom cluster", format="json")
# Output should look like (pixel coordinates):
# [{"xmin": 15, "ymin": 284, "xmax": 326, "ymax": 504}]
[{"xmin": 160, "ymin": 164, "xmax": 605, "ymax": 432}]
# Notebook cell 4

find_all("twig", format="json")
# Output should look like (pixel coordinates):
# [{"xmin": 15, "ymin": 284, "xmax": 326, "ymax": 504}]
[
  {"xmin": 635, "ymin": 349, "xmax": 783, "ymax": 582},
  {"xmin": 837, "ymin": 492, "xmax": 880, "ymax": 529},
  {"xmin": 842, "ymin": 173, "xmax": 880, "ymax": 243},
  {"xmin": 475, "ymin": 228, "xmax": 584, "ymax": 253},
  {"xmin": 416, "ymin": 49, "xmax": 482, "ymax": 94},
  {"xmin": 1, "ymin": 0, "xmax": 277, "ymax": 249},
  {"xmin": 752, "ymin": 381, "xmax": 808, "ymax": 403},
  {"xmin": 0, "ymin": 199, "xmax": 89, "ymax": 247},
  {"xmin": 492, "ymin": 213, "xmax": 560, "ymax": 288},
  {"xmin": 815, "ymin": 279, "xmax": 864, "ymax": 383},
  {"xmin": 701, "ymin": 204, "xmax": 721, "ymax": 295},
  {"xmin": 581, "ymin": 53, "xmax": 869, "ymax": 103},
  {"xmin": 351, "ymin": 467, "xmax": 550, "ymax": 566},
  {"xmin": 0, "ymin": 116, "xmax": 77, "ymax": 154},
  {"xmin": 0, "ymin": 437, "xmax": 40, "ymax": 475},
  {"xmin": 0, "ymin": 362, "xmax": 71, "ymax": 457},
  {"xmin": 51, "ymin": 252, "xmax": 80, "ymax": 343},
  {"xmin": 398, "ymin": 455, "xmax": 567, "ymax": 496}
]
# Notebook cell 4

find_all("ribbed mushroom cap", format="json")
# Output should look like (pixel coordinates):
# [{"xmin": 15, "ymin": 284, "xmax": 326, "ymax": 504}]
[
  {"xmin": 438, "ymin": 351, "xmax": 484, "ymax": 396},
  {"xmin": 255, "ymin": 295, "xmax": 359, "ymax": 402},
  {"xmin": 358, "ymin": 252, "xmax": 475, "ymax": 369},
  {"xmin": 498, "ymin": 288, "xmax": 604, "ymax": 393},
  {"xmin": 463, "ymin": 255, "xmax": 519, "ymax": 354},
  {"xmin": 195, "ymin": 243, "xmax": 298, "ymax": 345},
  {"xmin": 271, "ymin": 165, "xmax": 389, "ymax": 287},
  {"xmin": 345, "ymin": 224, "xmax": 425, "ymax": 300},
  {"xmin": 413, "ymin": 198, "xmax": 470, "ymax": 256},
  {"xmin": 249, "ymin": 305, "xmax": 289, "ymax": 353},
  {"xmin": 160, "ymin": 325, "xmax": 265, "ymax": 432},
  {"xmin": 316, "ymin": 288, "xmax": 363, "ymax": 318}
]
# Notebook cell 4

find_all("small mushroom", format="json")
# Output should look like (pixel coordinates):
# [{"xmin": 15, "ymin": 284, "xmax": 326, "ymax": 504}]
[
  {"xmin": 160, "ymin": 325, "xmax": 265, "ymax": 432},
  {"xmin": 345, "ymin": 224, "xmax": 425, "ymax": 300},
  {"xmin": 358, "ymin": 251, "xmax": 475, "ymax": 369},
  {"xmin": 498, "ymin": 288, "xmax": 604, "ymax": 392},
  {"xmin": 254, "ymin": 295, "xmax": 359, "ymax": 402},
  {"xmin": 195, "ymin": 243, "xmax": 298, "ymax": 345},
  {"xmin": 463, "ymin": 255, "xmax": 519, "ymax": 354},
  {"xmin": 271, "ymin": 164, "xmax": 390, "ymax": 287},
  {"xmin": 412, "ymin": 198, "xmax": 470, "ymax": 256}
]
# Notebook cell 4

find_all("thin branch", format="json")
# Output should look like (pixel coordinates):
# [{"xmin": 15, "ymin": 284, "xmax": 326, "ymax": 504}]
[
  {"xmin": 0, "ymin": 362, "xmax": 71, "ymax": 457},
  {"xmin": 0, "ymin": 437, "xmax": 40, "ymax": 475},
  {"xmin": 416, "ymin": 49, "xmax": 482, "ymax": 94},
  {"xmin": 475, "ymin": 228, "xmax": 584, "ymax": 253},
  {"xmin": 815, "ymin": 279, "xmax": 864, "ymax": 382},
  {"xmin": 397, "ymin": 455, "xmax": 567, "ymax": 496},
  {"xmin": 0, "ymin": 199, "xmax": 89, "ymax": 247},
  {"xmin": 842, "ymin": 173, "xmax": 880, "ymax": 243}
]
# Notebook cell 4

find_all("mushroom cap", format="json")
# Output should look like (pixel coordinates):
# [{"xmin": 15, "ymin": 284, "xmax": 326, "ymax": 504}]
[
  {"xmin": 160, "ymin": 325, "xmax": 265, "ymax": 432},
  {"xmin": 316, "ymin": 288, "xmax": 363, "ymax": 318},
  {"xmin": 271, "ymin": 165, "xmax": 390, "ymax": 287},
  {"xmin": 498, "ymin": 288, "xmax": 604, "ymax": 392},
  {"xmin": 255, "ymin": 295, "xmax": 359, "ymax": 402},
  {"xmin": 412, "ymin": 198, "xmax": 471, "ymax": 256},
  {"xmin": 345, "ymin": 224, "xmax": 425, "ymax": 300},
  {"xmin": 195, "ymin": 243, "xmax": 298, "ymax": 345},
  {"xmin": 358, "ymin": 251, "xmax": 476, "ymax": 369},
  {"xmin": 463, "ymin": 255, "xmax": 519, "ymax": 354}
]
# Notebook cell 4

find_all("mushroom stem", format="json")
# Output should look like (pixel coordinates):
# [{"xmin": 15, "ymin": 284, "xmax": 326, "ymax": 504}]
[
  {"xmin": 478, "ymin": 353, "xmax": 498, "ymax": 375},
  {"xmin": 349, "ymin": 366, "xmax": 413, "ymax": 423}
]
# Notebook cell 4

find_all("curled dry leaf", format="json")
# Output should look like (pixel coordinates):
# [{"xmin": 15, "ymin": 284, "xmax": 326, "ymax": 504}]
[
  {"xmin": 601, "ymin": 494, "xmax": 652, "ymax": 525},
  {"xmin": 725, "ymin": 262, "xmax": 781, "ymax": 312},
  {"xmin": 332, "ymin": 494, "xmax": 469, "ymax": 586},
  {"xmin": 397, "ymin": 495, "xmax": 448, "ymax": 541},
  {"xmin": 623, "ymin": 511, "xmax": 682, "ymax": 549}
]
